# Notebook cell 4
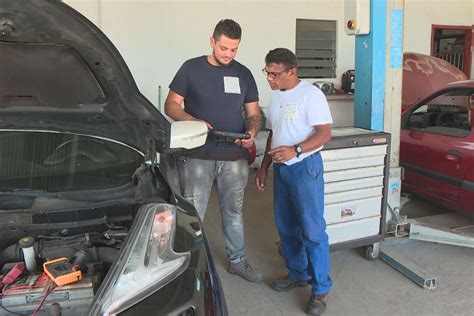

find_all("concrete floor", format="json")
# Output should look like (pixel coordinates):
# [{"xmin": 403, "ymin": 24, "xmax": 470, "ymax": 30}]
[{"xmin": 202, "ymin": 169, "xmax": 474, "ymax": 316}]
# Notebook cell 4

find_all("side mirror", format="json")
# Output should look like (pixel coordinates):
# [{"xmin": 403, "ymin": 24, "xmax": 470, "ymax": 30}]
[{"xmin": 169, "ymin": 121, "xmax": 208, "ymax": 149}]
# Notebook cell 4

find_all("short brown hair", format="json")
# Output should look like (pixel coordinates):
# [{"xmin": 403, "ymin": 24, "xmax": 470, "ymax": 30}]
[{"xmin": 213, "ymin": 19, "xmax": 242, "ymax": 40}]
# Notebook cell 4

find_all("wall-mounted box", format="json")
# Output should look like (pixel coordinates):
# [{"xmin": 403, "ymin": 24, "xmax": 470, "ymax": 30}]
[{"xmin": 344, "ymin": 0, "xmax": 370, "ymax": 35}]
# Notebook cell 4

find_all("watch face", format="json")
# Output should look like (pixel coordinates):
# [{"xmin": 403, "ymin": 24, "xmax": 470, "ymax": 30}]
[{"xmin": 295, "ymin": 145, "xmax": 302, "ymax": 156}]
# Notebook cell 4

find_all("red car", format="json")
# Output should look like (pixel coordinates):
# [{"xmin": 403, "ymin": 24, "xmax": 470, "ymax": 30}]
[{"xmin": 400, "ymin": 53, "xmax": 474, "ymax": 215}]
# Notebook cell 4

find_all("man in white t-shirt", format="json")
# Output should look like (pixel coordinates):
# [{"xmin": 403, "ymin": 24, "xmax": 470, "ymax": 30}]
[{"xmin": 255, "ymin": 48, "xmax": 333, "ymax": 315}]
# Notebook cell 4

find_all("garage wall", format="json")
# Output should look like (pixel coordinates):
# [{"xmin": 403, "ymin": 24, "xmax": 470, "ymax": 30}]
[
  {"xmin": 65, "ymin": 0, "xmax": 474, "ymax": 117},
  {"xmin": 65, "ymin": 0, "xmax": 355, "ymax": 113},
  {"xmin": 403, "ymin": 0, "xmax": 473, "ymax": 55}
]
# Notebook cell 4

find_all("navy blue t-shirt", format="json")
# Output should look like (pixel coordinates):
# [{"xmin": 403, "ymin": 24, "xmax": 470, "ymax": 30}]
[{"xmin": 169, "ymin": 56, "xmax": 259, "ymax": 160}]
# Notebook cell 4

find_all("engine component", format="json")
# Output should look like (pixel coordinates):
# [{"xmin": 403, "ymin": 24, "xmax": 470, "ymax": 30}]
[
  {"xmin": 49, "ymin": 303, "xmax": 62, "ymax": 316},
  {"xmin": 71, "ymin": 249, "xmax": 88, "ymax": 267},
  {"xmin": 103, "ymin": 227, "xmax": 129, "ymax": 240},
  {"xmin": 18, "ymin": 236, "xmax": 37, "ymax": 271},
  {"xmin": 1, "ymin": 231, "xmax": 126, "ymax": 267},
  {"xmin": 38, "ymin": 234, "xmax": 95, "ymax": 261}
]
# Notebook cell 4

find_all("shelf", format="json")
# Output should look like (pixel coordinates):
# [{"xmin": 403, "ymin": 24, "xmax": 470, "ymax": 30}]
[{"xmin": 326, "ymin": 94, "xmax": 354, "ymax": 100}]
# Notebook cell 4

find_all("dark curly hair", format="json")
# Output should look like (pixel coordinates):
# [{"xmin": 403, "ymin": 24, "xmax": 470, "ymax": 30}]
[{"xmin": 265, "ymin": 48, "xmax": 297, "ymax": 69}]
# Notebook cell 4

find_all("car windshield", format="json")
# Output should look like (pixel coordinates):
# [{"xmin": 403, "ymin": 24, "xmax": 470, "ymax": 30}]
[
  {"xmin": 405, "ymin": 88, "xmax": 472, "ymax": 137},
  {"xmin": 0, "ymin": 131, "xmax": 143, "ymax": 192}
]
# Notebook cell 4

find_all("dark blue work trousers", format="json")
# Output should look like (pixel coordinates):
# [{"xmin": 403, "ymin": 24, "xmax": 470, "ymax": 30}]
[{"xmin": 273, "ymin": 152, "xmax": 333, "ymax": 295}]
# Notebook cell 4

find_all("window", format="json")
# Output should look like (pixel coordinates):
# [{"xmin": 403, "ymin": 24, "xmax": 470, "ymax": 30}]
[
  {"xmin": 431, "ymin": 25, "xmax": 473, "ymax": 77},
  {"xmin": 296, "ymin": 19, "xmax": 336, "ymax": 79},
  {"xmin": 404, "ymin": 88, "xmax": 472, "ymax": 138}
]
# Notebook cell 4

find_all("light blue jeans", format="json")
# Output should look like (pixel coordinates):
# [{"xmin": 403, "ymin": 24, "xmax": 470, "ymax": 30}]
[{"xmin": 179, "ymin": 157, "xmax": 249, "ymax": 263}]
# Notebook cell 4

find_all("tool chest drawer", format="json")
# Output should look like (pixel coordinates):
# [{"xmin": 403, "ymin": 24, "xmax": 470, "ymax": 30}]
[
  {"xmin": 325, "ymin": 186, "xmax": 383, "ymax": 205},
  {"xmin": 321, "ymin": 127, "xmax": 390, "ymax": 248},
  {"xmin": 325, "ymin": 176, "xmax": 384, "ymax": 194},
  {"xmin": 324, "ymin": 165, "xmax": 385, "ymax": 182},
  {"xmin": 326, "ymin": 216, "xmax": 381, "ymax": 244},
  {"xmin": 324, "ymin": 196, "xmax": 383, "ymax": 225}
]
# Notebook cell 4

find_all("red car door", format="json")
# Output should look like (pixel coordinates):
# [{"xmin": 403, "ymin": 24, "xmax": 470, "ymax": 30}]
[{"xmin": 400, "ymin": 88, "xmax": 473, "ymax": 203}]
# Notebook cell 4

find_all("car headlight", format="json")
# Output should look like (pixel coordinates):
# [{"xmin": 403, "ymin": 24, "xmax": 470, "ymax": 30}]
[{"xmin": 90, "ymin": 203, "xmax": 190, "ymax": 315}]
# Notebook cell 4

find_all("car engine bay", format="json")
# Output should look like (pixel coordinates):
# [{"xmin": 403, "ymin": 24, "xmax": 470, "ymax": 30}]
[{"xmin": 0, "ymin": 204, "xmax": 137, "ymax": 316}]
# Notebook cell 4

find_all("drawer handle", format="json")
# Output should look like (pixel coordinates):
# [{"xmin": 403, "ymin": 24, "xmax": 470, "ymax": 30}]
[{"xmin": 341, "ymin": 209, "xmax": 355, "ymax": 218}]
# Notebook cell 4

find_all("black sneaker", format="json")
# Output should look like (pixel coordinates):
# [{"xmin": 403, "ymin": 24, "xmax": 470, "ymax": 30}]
[
  {"xmin": 228, "ymin": 260, "xmax": 263, "ymax": 283},
  {"xmin": 307, "ymin": 294, "xmax": 327, "ymax": 315},
  {"xmin": 271, "ymin": 275, "xmax": 310, "ymax": 292}
]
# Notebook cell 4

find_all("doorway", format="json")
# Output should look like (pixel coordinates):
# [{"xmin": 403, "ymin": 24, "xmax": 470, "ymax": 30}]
[{"xmin": 431, "ymin": 25, "xmax": 473, "ymax": 78}]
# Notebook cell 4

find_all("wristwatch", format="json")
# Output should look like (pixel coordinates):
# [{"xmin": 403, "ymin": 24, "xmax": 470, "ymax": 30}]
[{"xmin": 294, "ymin": 145, "xmax": 302, "ymax": 157}]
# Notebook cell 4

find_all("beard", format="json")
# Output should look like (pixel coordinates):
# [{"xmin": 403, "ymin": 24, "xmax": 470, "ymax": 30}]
[{"xmin": 212, "ymin": 50, "xmax": 233, "ymax": 67}]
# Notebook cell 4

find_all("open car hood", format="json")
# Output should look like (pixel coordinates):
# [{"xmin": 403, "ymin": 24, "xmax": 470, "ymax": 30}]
[
  {"xmin": 0, "ymin": 0, "xmax": 170, "ymax": 155},
  {"xmin": 402, "ymin": 52, "xmax": 467, "ymax": 111}
]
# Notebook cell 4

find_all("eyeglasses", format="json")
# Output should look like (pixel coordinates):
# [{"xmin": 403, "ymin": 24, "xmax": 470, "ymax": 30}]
[{"xmin": 262, "ymin": 68, "xmax": 289, "ymax": 79}]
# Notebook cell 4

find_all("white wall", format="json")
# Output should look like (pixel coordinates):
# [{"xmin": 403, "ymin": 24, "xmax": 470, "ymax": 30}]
[
  {"xmin": 403, "ymin": 0, "xmax": 473, "ymax": 55},
  {"xmin": 65, "ymin": 0, "xmax": 474, "ymax": 119},
  {"xmin": 66, "ymin": 0, "xmax": 100, "ymax": 24},
  {"xmin": 65, "ymin": 0, "xmax": 355, "ymax": 112}
]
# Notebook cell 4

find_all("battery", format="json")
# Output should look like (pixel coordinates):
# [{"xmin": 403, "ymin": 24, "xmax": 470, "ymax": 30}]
[{"xmin": 0, "ymin": 273, "xmax": 96, "ymax": 316}]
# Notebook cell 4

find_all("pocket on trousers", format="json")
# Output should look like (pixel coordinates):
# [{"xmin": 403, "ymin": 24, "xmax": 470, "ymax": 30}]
[{"xmin": 304, "ymin": 156, "xmax": 321, "ymax": 180}]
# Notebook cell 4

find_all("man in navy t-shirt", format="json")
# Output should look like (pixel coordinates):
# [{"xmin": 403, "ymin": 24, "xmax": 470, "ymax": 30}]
[{"xmin": 165, "ymin": 19, "xmax": 262, "ymax": 283}]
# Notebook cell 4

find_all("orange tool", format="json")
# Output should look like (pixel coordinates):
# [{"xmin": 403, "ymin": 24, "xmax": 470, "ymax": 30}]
[{"xmin": 42, "ymin": 257, "xmax": 82, "ymax": 286}]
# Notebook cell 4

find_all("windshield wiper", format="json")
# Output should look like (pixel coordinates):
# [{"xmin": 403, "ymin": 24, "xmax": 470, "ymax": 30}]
[
  {"xmin": 0, "ymin": 188, "xmax": 47, "ymax": 193},
  {"xmin": 0, "ymin": 188, "xmax": 48, "ymax": 195}
]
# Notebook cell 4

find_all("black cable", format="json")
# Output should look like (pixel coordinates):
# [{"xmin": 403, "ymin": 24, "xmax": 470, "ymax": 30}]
[
  {"xmin": 0, "ymin": 300, "xmax": 31, "ymax": 316},
  {"xmin": 1, "ymin": 283, "xmax": 32, "ymax": 316}
]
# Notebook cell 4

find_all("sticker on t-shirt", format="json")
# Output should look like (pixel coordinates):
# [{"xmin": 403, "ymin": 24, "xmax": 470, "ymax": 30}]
[
  {"xmin": 283, "ymin": 103, "xmax": 298, "ymax": 120},
  {"xmin": 223, "ymin": 76, "xmax": 241, "ymax": 94}
]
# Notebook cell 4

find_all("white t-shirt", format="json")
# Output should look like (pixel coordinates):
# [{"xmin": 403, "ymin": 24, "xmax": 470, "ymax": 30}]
[{"xmin": 266, "ymin": 80, "xmax": 333, "ymax": 165}]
